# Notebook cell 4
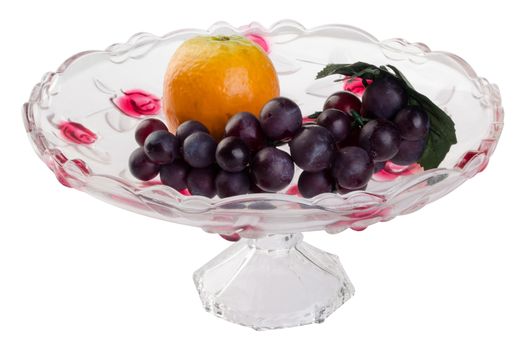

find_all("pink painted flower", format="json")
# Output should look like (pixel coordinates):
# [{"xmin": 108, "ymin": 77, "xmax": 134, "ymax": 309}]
[
  {"xmin": 59, "ymin": 121, "xmax": 97, "ymax": 145},
  {"xmin": 72, "ymin": 159, "xmax": 90, "ymax": 175},
  {"xmin": 245, "ymin": 34, "xmax": 270, "ymax": 53},
  {"xmin": 286, "ymin": 184, "xmax": 300, "ymax": 196},
  {"xmin": 112, "ymin": 89, "xmax": 161, "ymax": 118},
  {"xmin": 373, "ymin": 161, "xmax": 423, "ymax": 182},
  {"xmin": 343, "ymin": 77, "xmax": 373, "ymax": 96},
  {"xmin": 220, "ymin": 233, "xmax": 241, "ymax": 242},
  {"xmin": 302, "ymin": 116, "xmax": 316, "ymax": 124}
]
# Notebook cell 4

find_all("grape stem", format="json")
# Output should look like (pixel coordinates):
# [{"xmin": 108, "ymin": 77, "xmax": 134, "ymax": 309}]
[{"xmin": 350, "ymin": 110, "xmax": 368, "ymax": 127}]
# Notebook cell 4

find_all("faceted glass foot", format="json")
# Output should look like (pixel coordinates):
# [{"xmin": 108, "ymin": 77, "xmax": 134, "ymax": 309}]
[{"xmin": 193, "ymin": 233, "xmax": 354, "ymax": 330}]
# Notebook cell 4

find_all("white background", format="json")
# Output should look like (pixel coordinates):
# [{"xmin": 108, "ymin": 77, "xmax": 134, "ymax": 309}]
[{"xmin": 1, "ymin": 1, "xmax": 524, "ymax": 349}]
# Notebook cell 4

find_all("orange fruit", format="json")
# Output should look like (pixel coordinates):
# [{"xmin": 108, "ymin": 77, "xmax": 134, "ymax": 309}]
[{"xmin": 163, "ymin": 35, "xmax": 280, "ymax": 140}]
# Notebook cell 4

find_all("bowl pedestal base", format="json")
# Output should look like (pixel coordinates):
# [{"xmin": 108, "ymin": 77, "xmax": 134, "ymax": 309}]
[{"xmin": 193, "ymin": 233, "xmax": 354, "ymax": 330}]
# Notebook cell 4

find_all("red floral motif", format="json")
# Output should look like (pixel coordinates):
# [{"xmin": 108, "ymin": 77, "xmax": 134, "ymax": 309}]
[
  {"xmin": 373, "ymin": 161, "xmax": 423, "ymax": 182},
  {"xmin": 343, "ymin": 77, "xmax": 373, "ymax": 96},
  {"xmin": 59, "ymin": 121, "xmax": 97, "ymax": 145},
  {"xmin": 220, "ymin": 233, "xmax": 241, "ymax": 242},
  {"xmin": 302, "ymin": 116, "xmax": 316, "ymax": 124},
  {"xmin": 286, "ymin": 184, "xmax": 300, "ymax": 196},
  {"xmin": 72, "ymin": 159, "xmax": 90, "ymax": 175},
  {"xmin": 112, "ymin": 89, "xmax": 161, "ymax": 118},
  {"xmin": 245, "ymin": 34, "xmax": 270, "ymax": 53},
  {"xmin": 179, "ymin": 188, "xmax": 191, "ymax": 196}
]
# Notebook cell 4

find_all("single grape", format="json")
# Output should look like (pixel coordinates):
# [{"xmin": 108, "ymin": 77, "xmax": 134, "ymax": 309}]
[
  {"xmin": 316, "ymin": 108, "xmax": 352, "ymax": 143},
  {"xmin": 394, "ymin": 106, "xmax": 430, "ymax": 141},
  {"xmin": 289, "ymin": 126, "xmax": 336, "ymax": 171},
  {"xmin": 323, "ymin": 91, "xmax": 362, "ymax": 115},
  {"xmin": 298, "ymin": 170, "xmax": 334, "ymax": 198},
  {"xmin": 215, "ymin": 136, "xmax": 250, "ymax": 172},
  {"xmin": 215, "ymin": 170, "xmax": 250, "ymax": 198},
  {"xmin": 135, "ymin": 118, "xmax": 168, "ymax": 146},
  {"xmin": 224, "ymin": 112, "xmax": 266, "ymax": 152},
  {"xmin": 183, "ymin": 132, "xmax": 217, "ymax": 168},
  {"xmin": 333, "ymin": 146, "xmax": 374, "ymax": 190},
  {"xmin": 259, "ymin": 97, "xmax": 302, "ymax": 141},
  {"xmin": 187, "ymin": 166, "xmax": 217, "ymax": 198},
  {"xmin": 391, "ymin": 138, "xmax": 426, "ymax": 166},
  {"xmin": 144, "ymin": 130, "xmax": 180, "ymax": 165},
  {"xmin": 160, "ymin": 160, "xmax": 189, "ymax": 191},
  {"xmin": 175, "ymin": 120, "xmax": 209, "ymax": 142},
  {"xmin": 358, "ymin": 119, "xmax": 401, "ymax": 162},
  {"xmin": 129, "ymin": 148, "xmax": 160, "ymax": 181},
  {"xmin": 251, "ymin": 147, "xmax": 295, "ymax": 192},
  {"xmin": 362, "ymin": 76, "xmax": 408, "ymax": 119}
]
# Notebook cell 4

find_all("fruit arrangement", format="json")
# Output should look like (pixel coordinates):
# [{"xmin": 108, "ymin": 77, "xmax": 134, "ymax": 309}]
[{"xmin": 129, "ymin": 36, "xmax": 457, "ymax": 199}]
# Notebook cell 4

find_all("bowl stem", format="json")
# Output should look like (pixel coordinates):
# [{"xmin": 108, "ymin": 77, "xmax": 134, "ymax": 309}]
[{"xmin": 193, "ymin": 233, "xmax": 354, "ymax": 330}]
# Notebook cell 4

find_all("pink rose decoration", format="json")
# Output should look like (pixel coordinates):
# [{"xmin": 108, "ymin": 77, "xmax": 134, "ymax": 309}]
[
  {"xmin": 343, "ymin": 77, "xmax": 373, "ymax": 96},
  {"xmin": 220, "ymin": 233, "xmax": 241, "ymax": 242},
  {"xmin": 373, "ymin": 161, "xmax": 423, "ymax": 182},
  {"xmin": 112, "ymin": 89, "xmax": 161, "ymax": 118},
  {"xmin": 59, "ymin": 121, "xmax": 97, "ymax": 145},
  {"xmin": 245, "ymin": 34, "xmax": 270, "ymax": 53}
]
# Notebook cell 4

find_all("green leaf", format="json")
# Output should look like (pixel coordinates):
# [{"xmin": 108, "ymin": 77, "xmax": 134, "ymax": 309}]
[
  {"xmin": 350, "ymin": 110, "xmax": 368, "ymax": 127},
  {"xmin": 306, "ymin": 111, "xmax": 322, "ymax": 119},
  {"xmin": 316, "ymin": 64, "xmax": 353, "ymax": 79},
  {"xmin": 407, "ymin": 92, "xmax": 457, "ymax": 169},
  {"xmin": 316, "ymin": 62, "xmax": 385, "ymax": 80},
  {"xmin": 386, "ymin": 64, "xmax": 414, "ymax": 89}
]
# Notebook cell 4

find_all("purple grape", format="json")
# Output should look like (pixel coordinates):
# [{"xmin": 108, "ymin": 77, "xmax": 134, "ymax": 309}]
[
  {"xmin": 394, "ymin": 106, "xmax": 430, "ymax": 141},
  {"xmin": 144, "ymin": 130, "xmax": 180, "ymax": 165},
  {"xmin": 175, "ymin": 120, "xmax": 209, "ymax": 142},
  {"xmin": 183, "ymin": 132, "xmax": 217, "ymax": 168},
  {"xmin": 359, "ymin": 119, "xmax": 401, "ymax": 162},
  {"xmin": 215, "ymin": 170, "xmax": 250, "ymax": 198},
  {"xmin": 259, "ymin": 97, "xmax": 302, "ymax": 141},
  {"xmin": 391, "ymin": 138, "xmax": 426, "ymax": 166},
  {"xmin": 289, "ymin": 126, "xmax": 336, "ymax": 171},
  {"xmin": 135, "ymin": 118, "xmax": 168, "ymax": 146},
  {"xmin": 160, "ymin": 160, "xmax": 189, "ymax": 191},
  {"xmin": 323, "ymin": 91, "xmax": 362, "ymax": 115},
  {"xmin": 333, "ymin": 147, "xmax": 374, "ymax": 190},
  {"xmin": 129, "ymin": 148, "xmax": 160, "ymax": 181},
  {"xmin": 251, "ymin": 147, "xmax": 295, "ymax": 192},
  {"xmin": 298, "ymin": 170, "xmax": 334, "ymax": 198},
  {"xmin": 316, "ymin": 108, "xmax": 352, "ymax": 143},
  {"xmin": 224, "ymin": 112, "xmax": 266, "ymax": 152},
  {"xmin": 187, "ymin": 166, "xmax": 217, "ymax": 198},
  {"xmin": 362, "ymin": 76, "xmax": 408, "ymax": 119},
  {"xmin": 215, "ymin": 136, "xmax": 250, "ymax": 172}
]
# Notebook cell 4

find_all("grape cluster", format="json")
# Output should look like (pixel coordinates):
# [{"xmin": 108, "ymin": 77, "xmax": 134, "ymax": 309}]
[
  {"xmin": 129, "ymin": 77, "xmax": 429, "ymax": 199},
  {"xmin": 293, "ymin": 76, "xmax": 429, "ymax": 198},
  {"xmin": 129, "ymin": 97, "xmax": 300, "ymax": 198}
]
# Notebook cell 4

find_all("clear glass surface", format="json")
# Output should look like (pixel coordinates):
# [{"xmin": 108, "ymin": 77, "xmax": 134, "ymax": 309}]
[
  {"xmin": 194, "ymin": 233, "xmax": 352, "ymax": 330},
  {"xmin": 23, "ymin": 20, "xmax": 504, "ymax": 329}
]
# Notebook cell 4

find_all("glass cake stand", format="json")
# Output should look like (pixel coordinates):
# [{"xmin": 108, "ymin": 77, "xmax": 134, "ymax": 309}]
[{"xmin": 22, "ymin": 20, "xmax": 503, "ymax": 330}]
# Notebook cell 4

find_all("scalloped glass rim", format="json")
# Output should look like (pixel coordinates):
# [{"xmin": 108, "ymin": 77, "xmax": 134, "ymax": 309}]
[{"xmin": 23, "ymin": 20, "xmax": 504, "ymax": 235}]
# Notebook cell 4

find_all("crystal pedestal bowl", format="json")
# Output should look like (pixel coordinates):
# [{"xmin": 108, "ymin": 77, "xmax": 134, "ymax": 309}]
[{"xmin": 23, "ymin": 21, "xmax": 503, "ymax": 330}]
